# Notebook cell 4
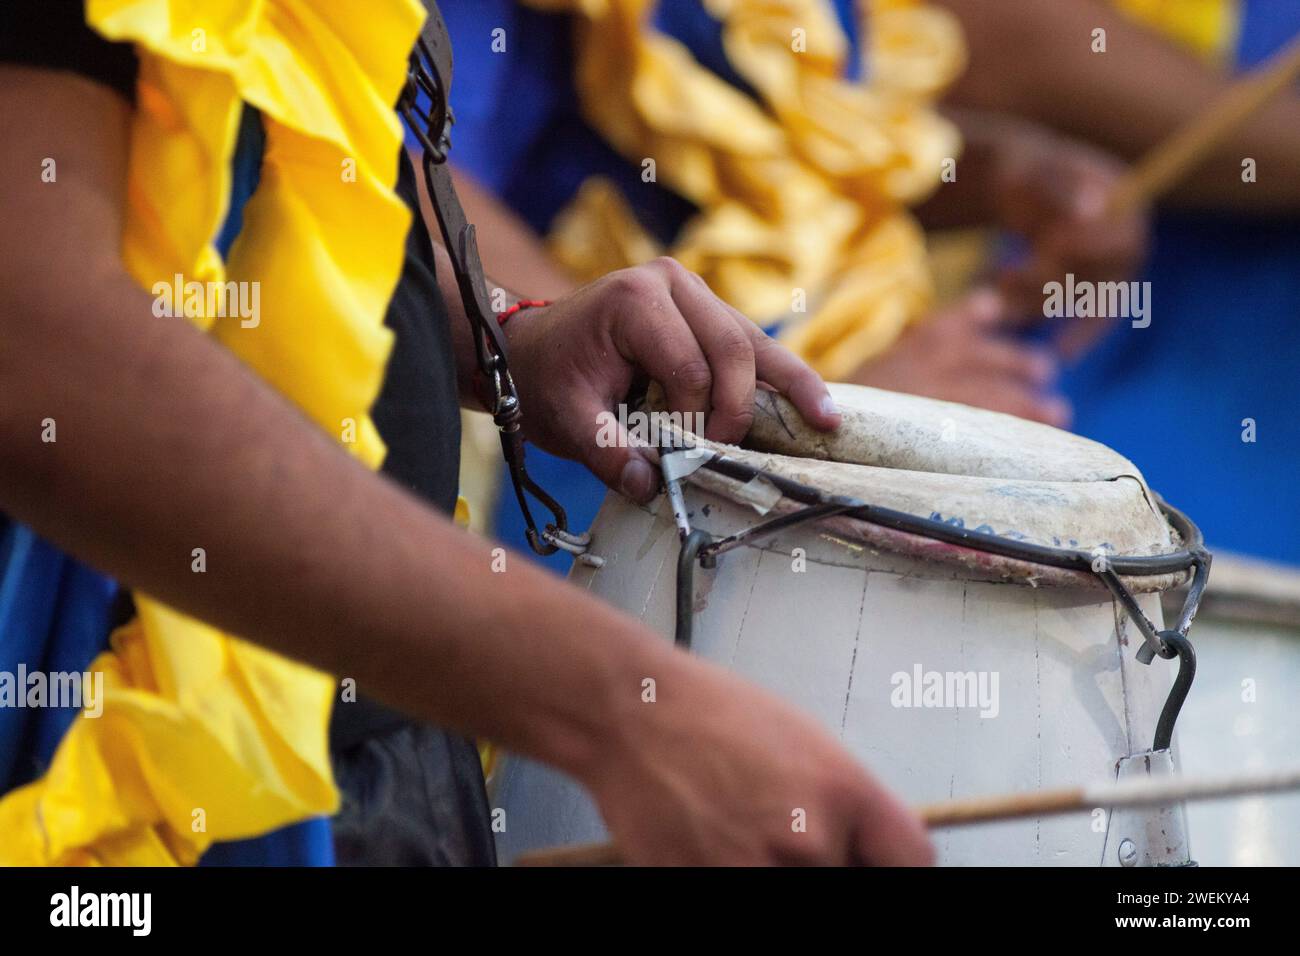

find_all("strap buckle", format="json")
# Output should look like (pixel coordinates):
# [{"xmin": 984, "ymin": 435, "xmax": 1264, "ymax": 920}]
[
  {"xmin": 398, "ymin": 5, "xmax": 589, "ymax": 561},
  {"xmin": 398, "ymin": 15, "xmax": 455, "ymax": 163}
]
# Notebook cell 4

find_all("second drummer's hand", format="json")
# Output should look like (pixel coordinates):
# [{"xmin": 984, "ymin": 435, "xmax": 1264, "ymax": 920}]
[{"xmin": 494, "ymin": 257, "xmax": 843, "ymax": 502}]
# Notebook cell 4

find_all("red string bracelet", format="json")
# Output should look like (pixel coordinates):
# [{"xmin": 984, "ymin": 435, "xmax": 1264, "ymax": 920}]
[{"xmin": 498, "ymin": 299, "xmax": 551, "ymax": 325}]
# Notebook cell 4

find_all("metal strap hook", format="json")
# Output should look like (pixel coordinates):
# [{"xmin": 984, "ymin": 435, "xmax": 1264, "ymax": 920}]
[{"xmin": 398, "ymin": 5, "xmax": 585, "ymax": 560}]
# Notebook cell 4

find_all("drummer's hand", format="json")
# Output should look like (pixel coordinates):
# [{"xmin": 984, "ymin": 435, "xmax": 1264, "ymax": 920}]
[
  {"xmin": 991, "ymin": 123, "xmax": 1149, "ymax": 350},
  {"xmin": 585, "ymin": 657, "xmax": 935, "ymax": 865},
  {"xmin": 850, "ymin": 289, "xmax": 1072, "ymax": 428},
  {"xmin": 505, "ymin": 258, "xmax": 841, "ymax": 502}
]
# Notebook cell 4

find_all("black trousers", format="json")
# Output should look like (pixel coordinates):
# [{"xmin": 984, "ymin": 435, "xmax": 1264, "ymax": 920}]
[
  {"xmin": 327, "ymin": 149, "xmax": 497, "ymax": 868},
  {"xmin": 330, "ymin": 699, "xmax": 497, "ymax": 866}
]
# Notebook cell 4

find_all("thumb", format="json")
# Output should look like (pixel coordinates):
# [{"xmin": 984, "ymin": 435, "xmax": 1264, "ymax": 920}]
[{"xmin": 584, "ymin": 402, "xmax": 661, "ymax": 504}]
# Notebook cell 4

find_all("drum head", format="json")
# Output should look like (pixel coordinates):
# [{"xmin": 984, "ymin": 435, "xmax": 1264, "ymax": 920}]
[{"xmin": 649, "ymin": 383, "xmax": 1186, "ymax": 588}]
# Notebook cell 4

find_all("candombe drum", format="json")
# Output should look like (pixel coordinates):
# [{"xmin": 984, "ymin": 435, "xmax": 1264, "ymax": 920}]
[{"xmin": 494, "ymin": 384, "xmax": 1210, "ymax": 866}]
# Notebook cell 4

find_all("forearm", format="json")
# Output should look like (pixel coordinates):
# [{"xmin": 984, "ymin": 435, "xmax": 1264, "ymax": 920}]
[
  {"xmin": 938, "ymin": 0, "xmax": 1300, "ymax": 210},
  {"xmin": 0, "ymin": 56, "xmax": 936, "ymax": 869},
  {"xmin": 0, "ymin": 263, "xmax": 677, "ymax": 777},
  {"xmin": 0, "ymin": 69, "xmax": 674, "ymax": 781}
]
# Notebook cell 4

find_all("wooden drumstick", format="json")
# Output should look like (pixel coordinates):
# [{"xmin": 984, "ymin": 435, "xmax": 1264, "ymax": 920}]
[
  {"xmin": 1108, "ymin": 34, "xmax": 1300, "ymax": 214},
  {"xmin": 513, "ymin": 766, "xmax": 1300, "ymax": 866}
]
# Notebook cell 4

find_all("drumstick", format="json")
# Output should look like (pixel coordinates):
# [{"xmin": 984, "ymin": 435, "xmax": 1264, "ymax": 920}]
[
  {"xmin": 1108, "ymin": 34, "xmax": 1300, "ymax": 214},
  {"xmin": 513, "ymin": 766, "xmax": 1300, "ymax": 866}
]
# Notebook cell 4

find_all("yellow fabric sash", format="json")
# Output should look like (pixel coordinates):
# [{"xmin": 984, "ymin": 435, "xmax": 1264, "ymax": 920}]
[
  {"xmin": 523, "ymin": 0, "xmax": 965, "ymax": 379},
  {"xmin": 0, "ymin": 0, "xmax": 426, "ymax": 865}
]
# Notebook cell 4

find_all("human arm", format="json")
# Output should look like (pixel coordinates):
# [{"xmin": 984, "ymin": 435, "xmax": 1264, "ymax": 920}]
[
  {"xmin": 936, "ymin": 0, "xmax": 1300, "ymax": 211},
  {"xmin": 0, "ymin": 66, "xmax": 930, "ymax": 865}
]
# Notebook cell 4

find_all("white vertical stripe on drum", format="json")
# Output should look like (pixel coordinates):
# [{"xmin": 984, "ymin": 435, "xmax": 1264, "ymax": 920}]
[
  {"xmin": 723, "ymin": 550, "xmax": 868, "ymax": 730},
  {"xmin": 840, "ymin": 573, "xmax": 994, "ymax": 863},
  {"xmin": 1030, "ymin": 589, "xmax": 1132, "ymax": 864},
  {"xmin": 841, "ymin": 573, "xmax": 967, "ymax": 790},
  {"xmin": 938, "ymin": 581, "xmax": 1044, "ymax": 866}
]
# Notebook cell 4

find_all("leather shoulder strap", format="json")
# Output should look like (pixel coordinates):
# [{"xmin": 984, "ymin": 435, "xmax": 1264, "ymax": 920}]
[{"xmin": 397, "ymin": 1, "xmax": 583, "ymax": 558}]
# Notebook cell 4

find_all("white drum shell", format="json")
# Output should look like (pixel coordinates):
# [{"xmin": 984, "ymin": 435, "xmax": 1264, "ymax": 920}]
[{"xmin": 495, "ymin": 489, "xmax": 1186, "ymax": 866}]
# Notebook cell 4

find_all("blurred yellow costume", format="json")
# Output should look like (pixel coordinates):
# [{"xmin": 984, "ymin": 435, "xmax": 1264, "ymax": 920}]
[
  {"xmin": 523, "ymin": 0, "xmax": 965, "ymax": 380},
  {"xmin": 1113, "ymin": 0, "xmax": 1239, "ymax": 63},
  {"xmin": 0, "ymin": 0, "xmax": 426, "ymax": 864}
]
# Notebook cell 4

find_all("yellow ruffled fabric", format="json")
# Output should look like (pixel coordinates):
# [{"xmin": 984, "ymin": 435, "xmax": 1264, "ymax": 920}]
[
  {"xmin": 1112, "ymin": 0, "xmax": 1239, "ymax": 63},
  {"xmin": 524, "ymin": 0, "xmax": 964, "ymax": 379},
  {"xmin": 0, "ymin": 0, "xmax": 426, "ymax": 865}
]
